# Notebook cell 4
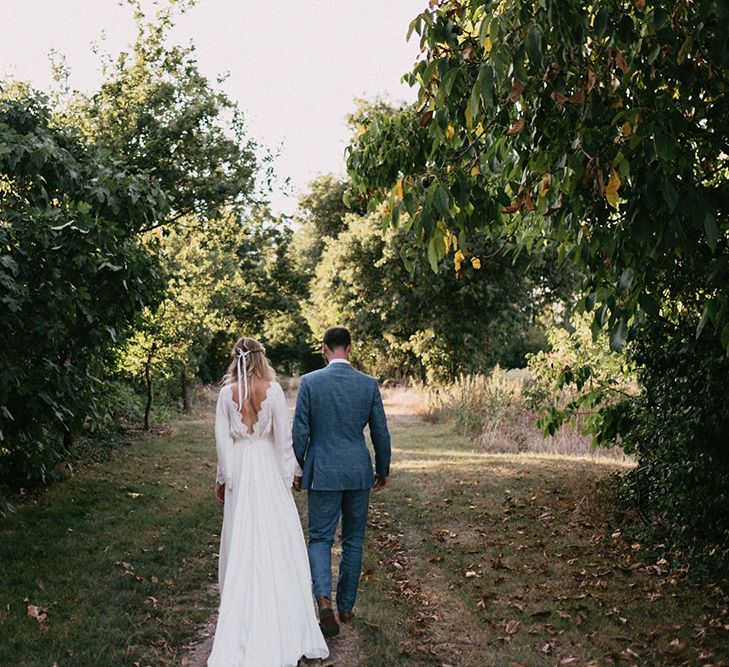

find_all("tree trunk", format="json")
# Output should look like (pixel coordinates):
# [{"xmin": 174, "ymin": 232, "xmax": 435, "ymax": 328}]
[
  {"xmin": 144, "ymin": 351, "xmax": 154, "ymax": 431},
  {"xmin": 181, "ymin": 362, "xmax": 192, "ymax": 413}
]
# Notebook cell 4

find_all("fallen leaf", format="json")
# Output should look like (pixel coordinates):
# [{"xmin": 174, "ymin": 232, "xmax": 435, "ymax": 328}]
[
  {"xmin": 617, "ymin": 648, "xmax": 640, "ymax": 661},
  {"xmin": 27, "ymin": 604, "xmax": 47, "ymax": 623},
  {"xmin": 505, "ymin": 619, "xmax": 521, "ymax": 634},
  {"xmin": 558, "ymin": 658, "xmax": 580, "ymax": 666},
  {"xmin": 667, "ymin": 638, "xmax": 686, "ymax": 655}
]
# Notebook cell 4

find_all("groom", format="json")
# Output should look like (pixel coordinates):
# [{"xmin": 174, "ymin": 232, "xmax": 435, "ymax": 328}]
[{"xmin": 292, "ymin": 326, "xmax": 391, "ymax": 637}]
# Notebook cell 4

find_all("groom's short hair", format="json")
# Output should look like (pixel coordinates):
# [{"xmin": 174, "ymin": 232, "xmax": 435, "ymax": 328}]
[{"xmin": 323, "ymin": 326, "xmax": 351, "ymax": 351}]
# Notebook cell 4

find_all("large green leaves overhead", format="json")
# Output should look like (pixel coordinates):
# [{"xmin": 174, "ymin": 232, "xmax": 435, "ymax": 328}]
[{"xmin": 348, "ymin": 0, "xmax": 729, "ymax": 350}]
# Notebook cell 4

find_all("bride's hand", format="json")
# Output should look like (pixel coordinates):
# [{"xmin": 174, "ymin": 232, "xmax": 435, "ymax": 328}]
[{"xmin": 215, "ymin": 482, "xmax": 225, "ymax": 504}]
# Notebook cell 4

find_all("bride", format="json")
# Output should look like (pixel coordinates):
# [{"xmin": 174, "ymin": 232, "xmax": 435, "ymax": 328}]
[{"xmin": 207, "ymin": 337, "xmax": 329, "ymax": 667}]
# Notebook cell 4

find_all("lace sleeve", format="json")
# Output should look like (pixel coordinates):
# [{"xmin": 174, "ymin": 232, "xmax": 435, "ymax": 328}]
[
  {"xmin": 271, "ymin": 382, "xmax": 303, "ymax": 485},
  {"xmin": 215, "ymin": 387, "xmax": 233, "ymax": 486}
]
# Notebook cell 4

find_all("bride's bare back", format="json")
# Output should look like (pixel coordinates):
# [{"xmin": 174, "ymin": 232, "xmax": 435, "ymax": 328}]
[{"xmin": 230, "ymin": 377, "xmax": 272, "ymax": 431}]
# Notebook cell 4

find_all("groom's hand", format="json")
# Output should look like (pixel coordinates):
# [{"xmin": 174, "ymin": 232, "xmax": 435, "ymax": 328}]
[
  {"xmin": 374, "ymin": 474, "xmax": 387, "ymax": 491},
  {"xmin": 292, "ymin": 476, "xmax": 302, "ymax": 492},
  {"xmin": 215, "ymin": 482, "xmax": 225, "ymax": 504}
]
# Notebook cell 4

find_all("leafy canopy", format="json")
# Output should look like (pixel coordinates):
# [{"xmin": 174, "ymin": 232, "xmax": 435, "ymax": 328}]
[{"xmin": 347, "ymin": 0, "xmax": 729, "ymax": 350}]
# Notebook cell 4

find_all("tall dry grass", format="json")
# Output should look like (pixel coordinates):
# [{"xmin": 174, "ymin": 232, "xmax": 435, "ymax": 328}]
[{"xmin": 398, "ymin": 369, "xmax": 630, "ymax": 461}]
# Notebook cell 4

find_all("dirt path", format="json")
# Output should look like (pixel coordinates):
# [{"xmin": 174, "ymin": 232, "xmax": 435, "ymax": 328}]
[{"xmin": 185, "ymin": 569, "xmax": 364, "ymax": 667}]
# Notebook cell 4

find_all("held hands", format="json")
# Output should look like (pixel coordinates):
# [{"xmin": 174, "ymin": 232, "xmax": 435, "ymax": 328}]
[
  {"xmin": 374, "ymin": 474, "xmax": 387, "ymax": 491},
  {"xmin": 215, "ymin": 482, "xmax": 225, "ymax": 505},
  {"xmin": 292, "ymin": 476, "xmax": 302, "ymax": 492}
]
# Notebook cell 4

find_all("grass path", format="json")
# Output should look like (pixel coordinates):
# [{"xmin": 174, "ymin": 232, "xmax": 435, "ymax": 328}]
[
  {"xmin": 353, "ymin": 402, "xmax": 729, "ymax": 666},
  {"xmin": 2, "ymin": 389, "xmax": 727, "ymax": 666}
]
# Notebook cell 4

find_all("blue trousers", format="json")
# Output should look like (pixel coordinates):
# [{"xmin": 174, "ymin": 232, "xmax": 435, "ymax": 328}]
[{"xmin": 307, "ymin": 489, "xmax": 370, "ymax": 613}]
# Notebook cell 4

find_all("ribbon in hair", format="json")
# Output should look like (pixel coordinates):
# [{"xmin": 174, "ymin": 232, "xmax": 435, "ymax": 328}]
[{"xmin": 235, "ymin": 348, "xmax": 263, "ymax": 411}]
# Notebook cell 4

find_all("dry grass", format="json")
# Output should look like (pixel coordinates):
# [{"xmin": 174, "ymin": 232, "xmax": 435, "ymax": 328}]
[{"xmin": 403, "ymin": 372, "xmax": 630, "ymax": 461}]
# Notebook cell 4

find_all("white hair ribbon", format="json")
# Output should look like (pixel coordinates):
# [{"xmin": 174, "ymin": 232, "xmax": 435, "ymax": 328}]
[{"xmin": 235, "ymin": 348, "xmax": 250, "ymax": 412}]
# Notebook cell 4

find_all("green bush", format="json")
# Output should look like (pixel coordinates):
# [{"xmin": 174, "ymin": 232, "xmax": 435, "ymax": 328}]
[{"xmin": 616, "ymin": 319, "xmax": 729, "ymax": 565}]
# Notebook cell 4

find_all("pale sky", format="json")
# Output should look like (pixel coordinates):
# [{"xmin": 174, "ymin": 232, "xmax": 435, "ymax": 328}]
[{"xmin": 0, "ymin": 0, "xmax": 425, "ymax": 216}]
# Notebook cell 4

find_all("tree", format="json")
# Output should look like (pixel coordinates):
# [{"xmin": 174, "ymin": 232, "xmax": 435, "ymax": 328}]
[
  {"xmin": 302, "ymin": 178, "xmax": 571, "ymax": 380},
  {"xmin": 348, "ymin": 0, "xmax": 728, "ymax": 350},
  {"xmin": 347, "ymin": 0, "xmax": 729, "ymax": 557},
  {"xmin": 63, "ymin": 1, "xmax": 261, "ymax": 227},
  {"xmin": 0, "ymin": 86, "xmax": 167, "ymax": 484}
]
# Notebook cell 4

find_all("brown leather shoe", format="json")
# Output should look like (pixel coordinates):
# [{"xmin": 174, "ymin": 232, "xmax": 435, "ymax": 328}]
[
  {"xmin": 338, "ymin": 609, "xmax": 355, "ymax": 623},
  {"xmin": 318, "ymin": 598, "xmax": 340, "ymax": 637}
]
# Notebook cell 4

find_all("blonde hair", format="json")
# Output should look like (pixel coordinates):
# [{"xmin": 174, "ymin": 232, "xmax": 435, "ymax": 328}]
[{"xmin": 222, "ymin": 336, "xmax": 276, "ymax": 392}]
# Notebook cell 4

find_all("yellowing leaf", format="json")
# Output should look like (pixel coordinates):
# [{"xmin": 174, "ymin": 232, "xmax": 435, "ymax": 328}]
[
  {"xmin": 395, "ymin": 179, "xmax": 404, "ymax": 198},
  {"xmin": 443, "ymin": 230, "xmax": 457, "ymax": 253},
  {"xmin": 539, "ymin": 173, "xmax": 551, "ymax": 198},
  {"xmin": 470, "ymin": 164, "xmax": 481, "ymax": 176},
  {"xmin": 471, "ymin": 257, "xmax": 481, "ymax": 269},
  {"xmin": 454, "ymin": 249, "xmax": 465, "ymax": 272},
  {"xmin": 474, "ymin": 122, "xmax": 485, "ymax": 138},
  {"xmin": 621, "ymin": 121, "xmax": 632, "ymax": 138},
  {"xmin": 605, "ymin": 167, "xmax": 621, "ymax": 210},
  {"xmin": 445, "ymin": 124, "xmax": 455, "ymax": 139}
]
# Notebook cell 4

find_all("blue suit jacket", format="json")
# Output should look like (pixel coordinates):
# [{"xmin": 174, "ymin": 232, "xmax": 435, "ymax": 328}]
[{"xmin": 292, "ymin": 362, "xmax": 391, "ymax": 490}]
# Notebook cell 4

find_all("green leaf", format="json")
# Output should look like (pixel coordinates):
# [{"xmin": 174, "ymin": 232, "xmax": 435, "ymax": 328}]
[
  {"xmin": 427, "ymin": 235, "xmax": 439, "ymax": 272},
  {"xmin": 433, "ymin": 185, "xmax": 450, "ymax": 219},
  {"xmin": 704, "ymin": 211, "xmax": 718, "ymax": 252},
  {"xmin": 585, "ymin": 292, "xmax": 597, "ymax": 311},
  {"xmin": 660, "ymin": 178, "xmax": 678, "ymax": 213},
  {"xmin": 526, "ymin": 26, "xmax": 543, "ymax": 71},
  {"xmin": 477, "ymin": 63, "xmax": 494, "ymax": 108},
  {"xmin": 653, "ymin": 7, "xmax": 670, "ymax": 30},
  {"xmin": 610, "ymin": 319, "xmax": 629, "ymax": 352},
  {"xmin": 655, "ymin": 132, "xmax": 676, "ymax": 161},
  {"xmin": 619, "ymin": 267, "xmax": 635, "ymax": 291},
  {"xmin": 720, "ymin": 322, "xmax": 729, "ymax": 350},
  {"xmin": 647, "ymin": 42, "xmax": 661, "ymax": 64},
  {"xmin": 638, "ymin": 293, "xmax": 660, "ymax": 318},
  {"xmin": 594, "ymin": 8, "xmax": 609, "ymax": 38}
]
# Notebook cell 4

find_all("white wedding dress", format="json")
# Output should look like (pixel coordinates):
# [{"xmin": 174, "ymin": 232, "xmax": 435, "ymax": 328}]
[{"xmin": 208, "ymin": 381, "xmax": 329, "ymax": 667}]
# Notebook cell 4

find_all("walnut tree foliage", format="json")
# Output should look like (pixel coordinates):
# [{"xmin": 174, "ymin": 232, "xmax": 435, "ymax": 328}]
[
  {"xmin": 347, "ymin": 0, "xmax": 729, "ymax": 557},
  {"xmin": 348, "ymin": 0, "xmax": 729, "ymax": 351},
  {"xmin": 0, "ymin": 87, "xmax": 168, "ymax": 485}
]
